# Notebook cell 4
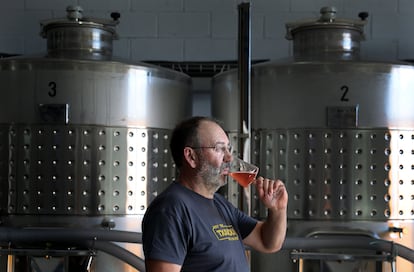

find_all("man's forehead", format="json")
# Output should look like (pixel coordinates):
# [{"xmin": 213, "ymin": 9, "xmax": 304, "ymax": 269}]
[
  {"xmin": 198, "ymin": 121, "xmax": 227, "ymax": 140},
  {"xmin": 198, "ymin": 120, "xmax": 220, "ymax": 132}
]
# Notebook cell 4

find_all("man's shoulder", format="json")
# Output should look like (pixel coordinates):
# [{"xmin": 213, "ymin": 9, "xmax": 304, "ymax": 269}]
[
  {"xmin": 213, "ymin": 192, "xmax": 232, "ymax": 206},
  {"xmin": 148, "ymin": 182, "xmax": 193, "ymax": 210}
]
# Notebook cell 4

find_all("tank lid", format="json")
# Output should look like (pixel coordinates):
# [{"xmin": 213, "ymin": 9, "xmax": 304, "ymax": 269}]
[
  {"xmin": 285, "ymin": 7, "xmax": 368, "ymax": 40},
  {"xmin": 40, "ymin": 6, "xmax": 120, "ymax": 60},
  {"xmin": 40, "ymin": 6, "xmax": 120, "ymax": 36},
  {"xmin": 285, "ymin": 7, "xmax": 369, "ymax": 61}
]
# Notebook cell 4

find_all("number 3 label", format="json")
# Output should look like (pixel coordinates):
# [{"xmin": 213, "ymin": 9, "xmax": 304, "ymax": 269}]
[{"xmin": 48, "ymin": 81, "xmax": 57, "ymax": 97}]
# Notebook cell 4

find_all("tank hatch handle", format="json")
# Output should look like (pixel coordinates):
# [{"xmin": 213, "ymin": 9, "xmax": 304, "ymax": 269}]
[
  {"xmin": 359, "ymin": 12, "xmax": 369, "ymax": 21},
  {"xmin": 38, "ymin": 104, "xmax": 69, "ymax": 124},
  {"xmin": 111, "ymin": 12, "xmax": 121, "ymax": 22}
]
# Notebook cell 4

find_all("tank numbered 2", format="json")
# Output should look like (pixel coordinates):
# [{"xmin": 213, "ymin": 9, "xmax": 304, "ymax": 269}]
[
  {"xmin": 340, "ymin": 85, "xmax": 349, "ymax": 102},
  {"xmin": 48, "ymin": 81, "xmax": 57, "ymax": 97}
]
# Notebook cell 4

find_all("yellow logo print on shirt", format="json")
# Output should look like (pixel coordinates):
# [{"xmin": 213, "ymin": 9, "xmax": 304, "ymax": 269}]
[{"xmin": 212, "ymin": 224, "xmax": 239, "ymax": 241}]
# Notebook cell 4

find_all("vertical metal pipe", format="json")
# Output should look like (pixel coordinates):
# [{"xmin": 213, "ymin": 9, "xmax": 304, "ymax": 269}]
[
  {"xmin": 237, "ymin": 2, "xmax": 251, "ymax": 157},
  {"xmin": 238, "ymin": 2, "xmax": 252, "ymax": 216}
]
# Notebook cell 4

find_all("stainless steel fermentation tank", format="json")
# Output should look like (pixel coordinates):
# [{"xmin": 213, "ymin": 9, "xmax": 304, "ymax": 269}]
[
  {"xmin": 0, "ymin": 6, "xmax": 191, "ymax": 272},
  {"xmin": 213, "ymin": 7, "xmax": 414, "ymax": 272}
]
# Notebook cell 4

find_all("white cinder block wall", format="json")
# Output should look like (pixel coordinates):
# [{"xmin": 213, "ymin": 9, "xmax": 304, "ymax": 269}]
[{"xmin": 1, "ymin": 0, "xmax": 414, "ymax": 115}]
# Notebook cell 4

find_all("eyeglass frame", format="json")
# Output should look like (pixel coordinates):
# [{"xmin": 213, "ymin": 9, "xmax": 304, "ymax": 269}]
[{"xmin": 188, "ymin": 142, "xmax": 233, "ymax": 154}]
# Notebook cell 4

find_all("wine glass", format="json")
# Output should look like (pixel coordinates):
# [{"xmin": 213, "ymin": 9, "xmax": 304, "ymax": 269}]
[{"xmin": 228, "ymin": 157, "xmax": 259, "ymax": 187}]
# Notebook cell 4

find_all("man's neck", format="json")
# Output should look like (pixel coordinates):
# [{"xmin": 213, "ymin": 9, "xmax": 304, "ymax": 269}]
[{"xmin": 178, "ymin": 173, "xmax": 217, "ymax": 199}]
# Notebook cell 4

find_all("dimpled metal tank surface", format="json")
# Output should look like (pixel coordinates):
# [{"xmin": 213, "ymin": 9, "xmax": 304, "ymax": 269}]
[{"xmin": 0, "ymin": 6, "xmax": 191, "ymax": 272}]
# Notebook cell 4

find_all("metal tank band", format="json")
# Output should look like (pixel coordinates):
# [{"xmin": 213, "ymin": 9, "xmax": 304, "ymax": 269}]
[
  {"xmin": 251, "ymin": 128, "xmax": 414, "ymax": 221},
  {"xmin": 0, "ymin": 124, "xmax": 173, "ymax": 218}
]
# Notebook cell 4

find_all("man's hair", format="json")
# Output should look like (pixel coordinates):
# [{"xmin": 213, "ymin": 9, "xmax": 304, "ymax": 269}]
[{"xmin": 170, "ymin": 116, "xmax": 222, "ymax": 168}]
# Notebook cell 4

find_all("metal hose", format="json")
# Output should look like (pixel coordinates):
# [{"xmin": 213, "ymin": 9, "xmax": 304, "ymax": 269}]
[
  {"xmin": 2, "ymin": 228, "xmax": 414, "ymax": 271},
  {"xmin": 86, "ymin": 241, "xmax": 145, "ymax": 272},
  {"xmin": 0, "ymin": 227, "xmax": 144, "ymax": 271},
  {"xmin": 283, "ymin": 236, "xmax": 414, "ymax": 264},
  {"xmin": 0, "ymin": 227, "xmax": 142, "ymax": 243}
]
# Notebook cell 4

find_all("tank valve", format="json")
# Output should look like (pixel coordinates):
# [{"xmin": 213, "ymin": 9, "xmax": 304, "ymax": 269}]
[
  {"xmin": 66, "ymin": 5, "xmax": 83, "ymax": 21},
  {"xmin": 101, "ymin": 219, "xmax": 116, "ymax": 229},
  {"xmin": 319, "ymin": 6, "xmax": 337, "ymax": 22},
  {"xmin": 389, "ymin": 226, "xmax": 404, "ymax": 238}
]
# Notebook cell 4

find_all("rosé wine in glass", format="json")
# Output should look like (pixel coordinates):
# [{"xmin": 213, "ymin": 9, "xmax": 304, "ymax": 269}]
[{"xmin": 229, "ymin": 157, "xmax": 259, "ymax": 187}]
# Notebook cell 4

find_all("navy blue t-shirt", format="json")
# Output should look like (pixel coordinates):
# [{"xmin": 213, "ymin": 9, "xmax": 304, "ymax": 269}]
[{"xmin": 142, "ymin": 182, "xmax": 258, "ymax": 272}]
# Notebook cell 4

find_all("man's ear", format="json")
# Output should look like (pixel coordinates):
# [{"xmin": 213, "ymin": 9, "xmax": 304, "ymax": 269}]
[{"xmin": 183, "ymin": 147, "xmax": 197, "ymax": 168}]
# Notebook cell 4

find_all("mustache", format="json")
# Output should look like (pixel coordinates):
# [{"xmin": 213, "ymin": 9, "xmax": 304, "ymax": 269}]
[{"xmin": 221, "ymin": 162, "xmax": 230, "ymax": 169}]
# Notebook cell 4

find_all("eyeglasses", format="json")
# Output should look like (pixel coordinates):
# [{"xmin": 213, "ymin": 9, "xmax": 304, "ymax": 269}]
[{"xmin": 189, "ymin": 142, "xmax": 233, "ymax": 154}]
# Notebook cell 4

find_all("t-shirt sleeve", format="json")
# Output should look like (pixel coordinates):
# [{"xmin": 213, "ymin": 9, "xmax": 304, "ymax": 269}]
[
  {"xmin": 142, "ymin": 206, "xmax": 189, "ymax": 265},
  {"xmin": 234, "ymin": 206, "xmax": 258, "ymax": 239}
]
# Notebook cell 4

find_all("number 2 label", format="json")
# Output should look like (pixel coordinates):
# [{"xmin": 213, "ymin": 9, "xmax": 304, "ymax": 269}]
[{"xmin": 340, "ymin": 85, "xmax": 349, "ymax": 102}]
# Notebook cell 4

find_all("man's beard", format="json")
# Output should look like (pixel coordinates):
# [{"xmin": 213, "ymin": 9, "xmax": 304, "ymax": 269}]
[{"xmin": 198, "ymin": 159, "xmax": 226, "ymax": 191}]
